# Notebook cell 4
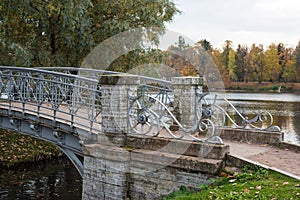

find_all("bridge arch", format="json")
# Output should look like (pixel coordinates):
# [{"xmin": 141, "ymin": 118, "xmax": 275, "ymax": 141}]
[{"xmin": 0, "ymin": 107, "xmax": 85, "ymax": 176}]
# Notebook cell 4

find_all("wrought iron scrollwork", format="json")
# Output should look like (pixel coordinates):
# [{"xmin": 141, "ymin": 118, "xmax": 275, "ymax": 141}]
[
  {"xmin": 199, "ymin": 93, "xmax": 281, "ymax": 132},
  {"xmin": 0, "ymin": 66, "xmax": 103, "ymax": 133},
  {"xmin": 128, "ymin": 86, "xmax": 223, "ymax": 144}
]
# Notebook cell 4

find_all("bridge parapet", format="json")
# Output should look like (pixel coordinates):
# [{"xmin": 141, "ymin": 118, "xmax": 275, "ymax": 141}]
[{"xmin": 0, "ymin": 66, "xmax": 103, "ymax": 134}]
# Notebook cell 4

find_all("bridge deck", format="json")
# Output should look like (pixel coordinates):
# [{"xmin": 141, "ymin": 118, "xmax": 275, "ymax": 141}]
[
  {"xmin": 0, "ymin": 102, "xmax": 102, "ymax": 133},
  {"xmin": 226, "ymin": 140, "xmax": 300, "ymax": 180}
]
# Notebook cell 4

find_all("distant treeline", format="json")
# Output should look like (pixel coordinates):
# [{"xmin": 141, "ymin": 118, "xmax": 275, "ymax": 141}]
[{"xmin": 196, "ymin": 39, "xmax": 300, "ymax": 84}]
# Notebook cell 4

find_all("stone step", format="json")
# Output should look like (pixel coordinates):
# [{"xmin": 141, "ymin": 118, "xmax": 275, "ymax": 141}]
[
  {"xmin": 131, "ymin": 148, "xmax": 224, "ymax": 175},
  {"xmin": 83, "ymin": 144, "xmax": 224, "ymax": 175},
  {"xmin": 95, "ymin": 132, "xmax": 230, "ymax": 160}
]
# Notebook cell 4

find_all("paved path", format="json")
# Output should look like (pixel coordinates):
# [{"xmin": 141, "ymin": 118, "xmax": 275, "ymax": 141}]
[{"xmin": 225, "ymin": 140, "xmax": 300, "ymax": 180}]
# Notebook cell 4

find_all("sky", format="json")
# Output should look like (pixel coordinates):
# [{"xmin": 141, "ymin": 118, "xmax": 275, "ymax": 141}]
[{"xmin": 167, "ymin": 0, "xmax": 300, "ymax": 49}]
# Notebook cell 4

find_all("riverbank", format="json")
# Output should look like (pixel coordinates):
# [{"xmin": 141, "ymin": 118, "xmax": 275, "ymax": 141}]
[
  {"xmin": 225, "ymin": 82, "xmax": 300, "ymax": 92},
  {"xmin": 0, "ymin": 129, "xmax": 63, "ymax": 170}
]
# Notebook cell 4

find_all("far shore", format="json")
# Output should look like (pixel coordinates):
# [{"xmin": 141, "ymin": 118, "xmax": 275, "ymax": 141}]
[{"xmin": 224, "ymin": 82, "xmax": 300, "ymax": 93}]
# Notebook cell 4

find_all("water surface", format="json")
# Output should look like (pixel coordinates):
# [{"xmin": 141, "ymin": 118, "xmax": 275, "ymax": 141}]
[
  {"xmin": 223, "ymin": 92, "xmax": 300, "ymax": 144},
  {"xmin": 0, "ymin": 156, "xmax": 82, "ymax": 200}
]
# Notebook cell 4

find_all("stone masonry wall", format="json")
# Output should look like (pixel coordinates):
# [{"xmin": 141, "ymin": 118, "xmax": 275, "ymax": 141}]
[{"xmin": 82, "ymin": 135, "xmax": 229, "ymax": 200}]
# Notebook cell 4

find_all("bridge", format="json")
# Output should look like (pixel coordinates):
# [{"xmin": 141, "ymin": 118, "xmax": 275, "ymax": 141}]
[{"xmin": 0, "ymin": 66, "xmax": 285, "ymax": 199}]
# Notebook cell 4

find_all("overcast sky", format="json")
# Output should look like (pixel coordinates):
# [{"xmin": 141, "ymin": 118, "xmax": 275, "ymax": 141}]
[{"xmin": 167, "ymin": 0, "xmax": 300, "ymax": 49}]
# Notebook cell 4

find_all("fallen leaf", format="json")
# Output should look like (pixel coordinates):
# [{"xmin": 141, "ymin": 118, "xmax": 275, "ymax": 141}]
[
  {"xmin": 256, "ymin": 186, "xmax": 262, "ymax": 190},
  {"xmin": 243, "ymin": 188, "xmax": 249, "ymax": 193}
]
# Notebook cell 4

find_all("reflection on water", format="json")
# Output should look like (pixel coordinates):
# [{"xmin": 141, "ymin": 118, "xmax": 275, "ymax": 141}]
[
  {"xmin": 0, "ymin": 156, "xmax": 82, "ymax": 200},
  {"xmin": 223, "ymin": 93, "xmax": 300, "ymax": 145}
]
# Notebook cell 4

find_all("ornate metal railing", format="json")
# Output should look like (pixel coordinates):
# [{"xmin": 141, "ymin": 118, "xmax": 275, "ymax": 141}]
[
  {"xmin": 200, "ymin": 93, "xmax": 281, "ymax": 131},
  {"xmin": 0, "ymin": 66, "xmax": 103, "ymax": 134},
  {"xmin": 127, "ymin": 85, "xmax": 221, "ymax": 143},
  {"xmin": 38, "ymin": 67, "xmax": 173, "ymax": 91}
]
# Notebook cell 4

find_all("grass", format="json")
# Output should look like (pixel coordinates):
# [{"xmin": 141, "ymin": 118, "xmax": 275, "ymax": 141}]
[
  {"xmin": 0, "ymin": 129, "xmax": 62, "ymax": 169},
  {"xmin": 163, "ymin": 166, "xmax": 300, "ymax": 200}
]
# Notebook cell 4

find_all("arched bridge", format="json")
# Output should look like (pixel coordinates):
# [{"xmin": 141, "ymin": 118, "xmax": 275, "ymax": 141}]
[{"xmin": 0, "ymin": 66, "xmax": 280, "ymax": 179}]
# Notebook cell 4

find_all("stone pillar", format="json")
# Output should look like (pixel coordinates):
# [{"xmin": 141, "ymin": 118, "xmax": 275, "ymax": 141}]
[
  {"xmin": 100, "ymin": 75, "xmax": 140, "ymax": 134},
  {"xmin": 82, "ymin": 144, "xmax": 130, "ymax": 199},
  {"xmin": 171, "ymin": 77, "xmax": 203, "ymax": 128}
]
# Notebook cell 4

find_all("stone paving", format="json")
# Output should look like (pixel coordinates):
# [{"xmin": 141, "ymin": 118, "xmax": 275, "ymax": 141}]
[{"xmin": 225, "ymin": 140, "xmax": 300, "ymax": 180}]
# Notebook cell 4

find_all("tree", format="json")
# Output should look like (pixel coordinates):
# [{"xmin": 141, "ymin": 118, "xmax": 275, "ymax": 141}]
[
  {"xmin": 221, "ymin": 40, "xmax": 233, "ymax": 68},
  {"xmin": 177, "ymin": 36, "xmax": 189, "ymax": 50},
  {"xmin": 293, "ymin": 40, "xmax": 300, "ymax": 82},
  {"xmin": 227, "ymin": 49, "xmax": 237, "ymax": 81},
  {"xmin": 197, "ymin": 39, "xmax": 212, "ymax": 52},
  {"xmin": 235, "ymin": 44, "xmax": 248, "ymax": 82},
  {"xmin": 218, "ymin": 40, "xmax": 233, "ymax": 83},
  {"xmin": 211, "ymin": 48, "xmax": 229, "ymax": 85},
  {"xmin": 264, "ymin": 43, "xmax": 282, "ymax": 82},
  {"xmin": 283, "ymin": 57, "xmax": 297, "ymax": 82},
  {"xmin": 0, "ymin": 0, "xmax": 180, "ymax": 68},
  {"xmin": 246, "ymin": 44, "xmax": 264, "ymax": 83},
  {"xmin": 277, "ymin": 43, "xmax": 293, "ymax": 82}
]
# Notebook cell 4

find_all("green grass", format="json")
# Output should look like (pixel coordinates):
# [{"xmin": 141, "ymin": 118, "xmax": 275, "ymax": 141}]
[
  {"xmin": 0, "ymin": 129, "xmax": 62, "ymax": 169},
  {"xmin": 163, "ymin": 166, "xmax": 300, "ymax": 200}
]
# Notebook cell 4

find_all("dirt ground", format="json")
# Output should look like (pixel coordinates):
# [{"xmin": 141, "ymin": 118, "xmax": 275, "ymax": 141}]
[{"xmin": 225, "ymin": 140, "xmax": 300, "ymax": 179}]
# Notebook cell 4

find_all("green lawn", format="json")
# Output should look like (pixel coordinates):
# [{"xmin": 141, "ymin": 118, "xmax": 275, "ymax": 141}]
[{"xmin": 163, "ymin": 166, "xmax": 300, "ymax": 200}]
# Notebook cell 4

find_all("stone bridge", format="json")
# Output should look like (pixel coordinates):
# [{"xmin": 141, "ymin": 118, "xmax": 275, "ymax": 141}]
[{"xmin": 0, "ymin": 66, "xmax": 282, "ymax": 199}]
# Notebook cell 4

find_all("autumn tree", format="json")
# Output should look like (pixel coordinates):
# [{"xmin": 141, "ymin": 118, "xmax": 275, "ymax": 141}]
[
  {"xmin": 245, "ymin": 44, "xmax": 265, "ymax": 83},
  {"xmin": 293, "ymin": 40, "xmax": 300, "ymax": 82},
  {"xmin": 235, "ymin": 44, "xmax": 248, "ymax": 82},
  {"xmin": 276, "ymin": 43, "xmax": 296, "ymax": 82},
  {"xmin": 227, "ymin": 49, "xmax": 237, "ymax": 81},
  {"xmin": 277, "ymin": 43, "xmax": 291, "ymax": 82},
  {"xmin": 264, "ymin": 43, "xmax": 282, "ymax": 82},
  {"xmin": 218, "ymin": 40, "xmax": 233, "ymax": 83},
  {"xmin": 0, "ymin": 0, "xmax": 179, "ymax": 68},
  {"xmin": 210, "ymin": 49, "xmax": 222, "ymax": 73},
  {"xmin": 283, "ymin": 57, "xmax": 297, "ymax": 82},
  {"xmin": 221, "ymin": 40, "xmax": 233, "ymax": 67},
  {"xmin": 197, "ymin": 39, "xmax": 212, "ymax": 52}
]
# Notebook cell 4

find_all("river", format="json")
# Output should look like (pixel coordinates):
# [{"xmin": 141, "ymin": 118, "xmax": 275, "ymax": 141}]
[
  {"xmin": 222, "ymin": 92, "xmax": 300, "ymax": 145},
  {"xmin": 0, "ymin": 156, "xmax": 82, "ymax": 200}
]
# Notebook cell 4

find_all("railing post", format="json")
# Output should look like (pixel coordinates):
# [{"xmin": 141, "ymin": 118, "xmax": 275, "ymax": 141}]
[
  {"xmin": 100, "ymin": 75, "xmax": 140, "ymax": 134},
  {"xmin": 171, "ymin": 76, "xmax": 203, "ymax": 128}
]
